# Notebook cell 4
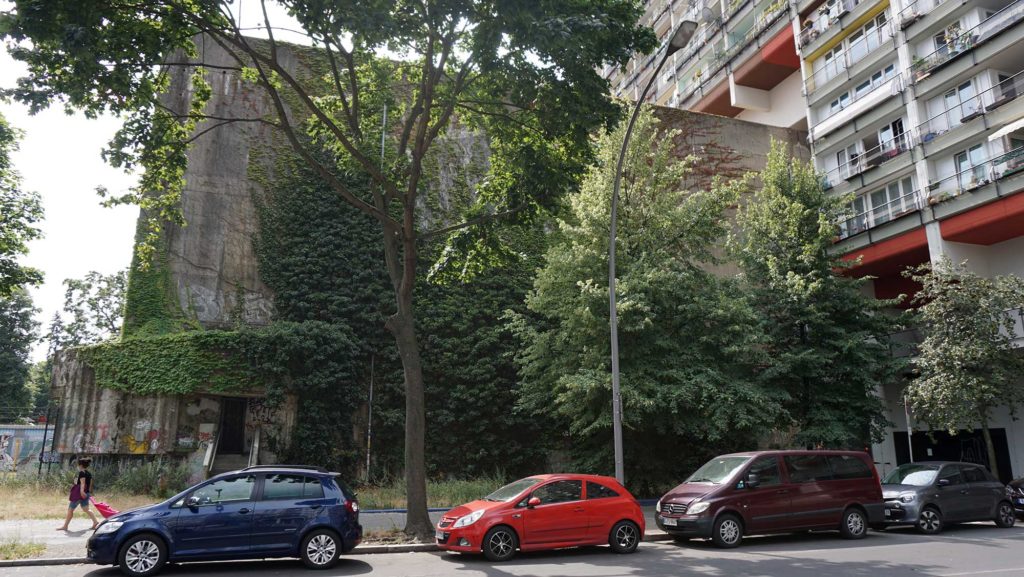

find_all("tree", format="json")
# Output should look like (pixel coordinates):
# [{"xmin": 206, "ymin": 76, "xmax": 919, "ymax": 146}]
[
  {"xmin": 904, "ymin": 260, "xmax": 1024, "ymax": 480},
  {"xmin": 731, "ymin": 141, "xmax": 901, "ymax": 449},
  {"xmin": 57, "ymin": 269, "xmax": 128, "ymax": 346},
  {"xmin": 0, "ymin": 289, "xmax": 39, "ymax": 422},
  {"xmin": 512, "ymin": 107, "xmax": 782, "ymax": 492},
  {"xmin": 0, "ymin": 113, "xmax": 43, "ymax": 297},
  {"xmin": 1, "ymin": 1, "xmax": 654, "ymax": 536}
]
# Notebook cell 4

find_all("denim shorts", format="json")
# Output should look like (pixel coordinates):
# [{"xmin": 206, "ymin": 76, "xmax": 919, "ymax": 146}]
[{"xmin": 68, "ymin": 494, "xmax": 91, "ymax": 510}]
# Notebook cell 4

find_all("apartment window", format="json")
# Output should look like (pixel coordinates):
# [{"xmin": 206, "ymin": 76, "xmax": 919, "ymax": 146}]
[
  {"xmin": 879, "ymin": 119, "xmax": 906, "ymax": 152},
  {"xmin": 847, "ymin": 194, "xmax": 869, "ymax": 236},
  {"xmin": 869, "ymin": 176, "xmax": 915, "ymax": 226},
  {"xmin": 822, "ymin": 45, "xmax": 845, "ymax": 82},
  {"xmin": 955, "ymin": 144, "xmax": 988, "ymax": 188},
  {"xmin": 837, "ymin": 143, "xmax": 861, "ymax": 177},
  {"xmin": 848, "ymin": 13, "xmax": 888, "ymax": 62},
  {"xmin": 997, "ymin": 73, "xmax": 1017, "ymax": 100},
  {"xmin": 943, "ymin": 80, "xmax": 978, "ymax": 129}
]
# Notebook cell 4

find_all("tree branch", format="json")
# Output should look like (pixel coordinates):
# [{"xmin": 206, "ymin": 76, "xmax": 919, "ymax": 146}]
[{"xmin": 421, "ymin": 205, "xmax": 529, "ymax": 240}]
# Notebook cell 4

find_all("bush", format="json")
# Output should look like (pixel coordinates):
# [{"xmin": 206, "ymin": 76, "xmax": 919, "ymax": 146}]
[
  {"xmin": 0, "ymin": 458, "xmax": 190, "ymax": 499},
  {"xmin": 356, "ymin": 473, "xmax": 509, "ymax": 510}
]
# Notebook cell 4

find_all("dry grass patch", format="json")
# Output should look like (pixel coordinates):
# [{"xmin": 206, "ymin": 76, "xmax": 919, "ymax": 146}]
[
  {"xmin": 0, "ymin": 485, "xmax": 158, "ymax": 521},
  {"xmin": 0, "ymin": 539, "xmax": 45, "ymax": 560}
]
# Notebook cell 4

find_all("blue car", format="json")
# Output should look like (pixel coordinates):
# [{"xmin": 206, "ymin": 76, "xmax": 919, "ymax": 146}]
[{"xmin": 87, "ymin": 465, "xmax": 362, "ymax": 576}]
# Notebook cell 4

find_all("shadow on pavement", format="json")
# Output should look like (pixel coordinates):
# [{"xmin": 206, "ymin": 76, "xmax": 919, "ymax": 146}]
[{"xmin": 81, "ymin": 558, "xmax": 373, "ymax": 576}]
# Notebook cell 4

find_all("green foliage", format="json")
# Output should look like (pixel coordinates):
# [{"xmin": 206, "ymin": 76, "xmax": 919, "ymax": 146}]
[
  {"xmin": 53, "ymin": 269, "xmax": 128, "ymax": 347},
  {"xmin": 0, "ymin": 288, "xmax": 39, "ymax": 422},
  {"xmin": 904, "ymin": 260, "xmax": 1024, "ymax": 477},
  {"xmin": 356, "ymin": 473, "xmax": 510, "ymax": 510},
  {"xmin": 513, "ymin": 107, "xmax": 779, "ymax": 493},
  {"xmin": 120, "ymin": 219, "xmax": 196, "ymax": 337},
  {"xmin": 731, "ymin": 141, "xmax": 902, "ymax": 448},
  {"xmin": 0, "ymin": 113, "xmax": 43, "ymax": 297}
]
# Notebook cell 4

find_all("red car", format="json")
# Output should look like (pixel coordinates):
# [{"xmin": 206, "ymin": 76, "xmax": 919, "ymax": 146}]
[{"xmin": 436, "ymin": 474, "xmax": 645, "ymax": 561}]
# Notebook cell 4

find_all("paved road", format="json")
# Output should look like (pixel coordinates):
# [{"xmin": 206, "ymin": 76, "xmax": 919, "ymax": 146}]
[{"xmin": 8, "ymin": 523, "xmax": 1024, "ymax": 577}]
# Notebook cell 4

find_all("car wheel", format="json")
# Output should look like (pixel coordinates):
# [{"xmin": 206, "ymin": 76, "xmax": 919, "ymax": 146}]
[
  {"xmin": 117, "ymin": 534, "xmax": 167, "ymax": 577},
  {"xmin": 839, "ymin": 507, "xmax": 868, "ymax": 539},
  {"xmin": 482, "ymin": 526, "xmax": 518, "ymax": 562},
  {"xmin": 995, "ymin": 501, "xmax": 1016, "ymax": 528},
  {"xmin": 917, "ymin": 506, "xmax": 943, "ymax": 534},
  {"xmin": 608, "ymin": 520, "xmax": 641, "ymax": 554},
  {"xmin": 301, "ymin": 529, "xmax": 341, "ymax": 570},
  {"xmin": 711, "ymin": 514, "xmax": 743, "ymax": 548}
]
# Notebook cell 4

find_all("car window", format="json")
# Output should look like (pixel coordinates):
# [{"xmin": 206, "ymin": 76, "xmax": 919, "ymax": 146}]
[
  {"xmin": 960, "ymin": 466, "xmax": 988, "ymax": 483},
  {"xmin": 784, "ymin": 455, "xmax": 834, "ymax": 483},
  {"xmin": 533, "ymin": 480, "xmax": 582, "ymax": 505},
  {"xmin": 938, "ymin": 466, "xmax": 964, "ymax": 485},
  {"xmin": 828, "ymin": 455, "xmax": 873, "ymax": 480},
  {"xmin": 263, "ymin": 474, "xmax": 306, "ymax": 500},
  {"xmin": 305, "ymin": 477, "xmax": 325, "ymax": 498},
  {"xmin": 586, "ymin": 481, "xmax": 619, "ymax": 499},
  {"xmin": 192, "ymin": 475, "xmax": 255, "ymax": 504},
  {"xmin": 747, "ymin": 456, "xmax": 782, "ymax": 486}
]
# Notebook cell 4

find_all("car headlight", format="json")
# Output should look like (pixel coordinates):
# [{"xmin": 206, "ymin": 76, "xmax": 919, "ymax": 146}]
[
  {"xmin": 95, "ymin": 521, "xmax": 123, "ymax": 535},
  {"xmin": 688, "ymin": 502, "xmax": 711, "ymax": 515},
  {"xmin": 453, "ymin": 510, "xmax": 484, "ymax": 528},
  {"xmin": 899, "ymin": 493, "xmax": 916, "ymax": 503},
  {"xmin": 656, "ymin": 499, "xmax": 662, "ymax": 512}
]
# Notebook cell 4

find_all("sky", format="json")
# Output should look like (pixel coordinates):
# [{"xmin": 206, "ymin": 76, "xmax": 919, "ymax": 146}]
[{"xmin": 0, "ymin": 1, "xmax": 306, "ymax": 362}]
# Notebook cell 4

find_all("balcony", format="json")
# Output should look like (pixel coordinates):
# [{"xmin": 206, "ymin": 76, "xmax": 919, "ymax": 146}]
[
  {"xmin": 812, "ymin": 73, "xmax": 903, "ymax": 139},
  {"xmin": 804, "ymin": 20, "xmax": 895, "ymax": 95},
  {"xmin": 911, "ymin": 1, "xmax": 1024, "ymax": 83},
  {"xmin": 917, "ymin": 70, "xmax": 1024, "ymax": 154},
  {"xmin": 926, "ymin": 145, "xmax": 1024, "ymax": 203},
  {"xmin": 896, "ymin": 0, "xmax": 952, "ymax": 31},
  {"xmin": 838, "ymin": 178, "xmax": 923, "ymax": 240},
  {"xmin": 799, "ymin": 0, "xmax": 856, "ymax": 49},
  {"xmin": 824, "ymin": 131, "xmax": 915, "ymax": 190}
]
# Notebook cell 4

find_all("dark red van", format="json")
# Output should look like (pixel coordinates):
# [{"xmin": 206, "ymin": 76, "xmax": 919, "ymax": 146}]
[{"xmin": 656, "ymin": 450, "xmax": 884, "ymax": 548}]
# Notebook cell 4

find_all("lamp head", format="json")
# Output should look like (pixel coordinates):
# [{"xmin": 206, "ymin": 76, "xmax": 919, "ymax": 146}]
[{"xmin": 667, "ymin": 21, "xmax": 698, "ymax": 55}]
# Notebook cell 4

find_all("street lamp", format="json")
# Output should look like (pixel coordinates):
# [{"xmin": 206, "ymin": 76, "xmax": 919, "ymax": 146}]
[{"xmin": 609, "ymin": 21, "xmax": 698, "ymax": 484}]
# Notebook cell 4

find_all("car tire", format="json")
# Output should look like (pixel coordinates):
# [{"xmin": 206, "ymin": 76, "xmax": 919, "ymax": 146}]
[
  {"xmin": 482, "ymin": 526, "xmax": 518, "ymax": 562},
  {"xmin": 711, "ymin": 513, "xmax": 743, "ymax": 549},
  {"xmin": 995, "ymin": 501, "xmax": 1016, "ymax": 528},
  {"xmin": 608, "ymin": 520, "xmax": 641, "ymax": 554},
  {"xmin": 117, "ymin": 533, "xmax": 167, "ymax": 577},
  {"xmin": 300, "ymin": 529, "xmax": 341, "ymax": 570},
  {"xmin": 917, "ymin": 506, "xmax": 943, "ymax": 534},
  {"xmin": 839, "ymin": 507, "xmax": 868, "ymax": 539}
]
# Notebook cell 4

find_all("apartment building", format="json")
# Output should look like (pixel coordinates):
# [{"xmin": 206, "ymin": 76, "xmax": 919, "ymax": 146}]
[{"xmin": 608, "ymin": 0, "xmax": 1024, "ymax": 481}]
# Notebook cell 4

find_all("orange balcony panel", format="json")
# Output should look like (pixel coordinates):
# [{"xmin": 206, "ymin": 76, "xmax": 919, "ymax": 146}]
[
  {"xmin": 842, "ymin": 228, "xmax": 929, "ymax": 278},
  {"xmin": 940, "ymin": 193, "xmax": 1024, "ymax": 245},
  {"xmin": 692, "ymin": 81, "xmax": 742, "ymax": 117},
  {"xmin": 872, "ymin": 274, "xmax": 922, "ymax": 308},
  {"xmin": 733, "ymin": 28, "xmax": 800, "ymax": 91}
]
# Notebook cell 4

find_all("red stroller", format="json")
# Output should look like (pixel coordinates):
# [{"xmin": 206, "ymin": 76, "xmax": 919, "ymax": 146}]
[{"xmin": 90, "ymin": 497, "xmax": 119, "ymax": 519}]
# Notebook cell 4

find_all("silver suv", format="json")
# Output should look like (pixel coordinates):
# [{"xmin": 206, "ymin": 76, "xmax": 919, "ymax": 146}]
[{"xmin": 880, "ymin": 461, "xmax": 1015, "ymax": 534}]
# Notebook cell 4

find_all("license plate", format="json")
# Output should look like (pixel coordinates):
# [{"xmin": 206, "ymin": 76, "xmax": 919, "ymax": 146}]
[
  {"xmin": 435, "ymin": 530, "xmax": 444, "ymax": 540},
  {"xmin": 662, "ymin": 517, "xmax": 677, "ymax": 526},
  {"xmin": 884, "ymin": 509, "xmax": 891, "ymax": 517},
  {"xmin": 1016, "ymin": 498, "xmax": 1024, "ymax": 505}
]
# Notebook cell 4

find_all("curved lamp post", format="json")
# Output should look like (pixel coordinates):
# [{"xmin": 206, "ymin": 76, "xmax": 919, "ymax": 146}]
[{"xmin": 609, "ymin": 21, "xmax": 698, "ymax": 484}]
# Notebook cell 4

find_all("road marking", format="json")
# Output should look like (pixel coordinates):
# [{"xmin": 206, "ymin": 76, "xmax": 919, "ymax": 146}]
[{"xmin": 938, "ymin": 569, "xmax": 1024, "ymax": 576}]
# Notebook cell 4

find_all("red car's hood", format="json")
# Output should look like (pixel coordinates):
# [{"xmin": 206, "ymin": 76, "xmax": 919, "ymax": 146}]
[
  {"xmin": 661, "ymin": 483, "xmax": 717, "ymax": 503},
  {"xmin": 443, "ymin": 499, "xmax": 506, "ymax": 519}
]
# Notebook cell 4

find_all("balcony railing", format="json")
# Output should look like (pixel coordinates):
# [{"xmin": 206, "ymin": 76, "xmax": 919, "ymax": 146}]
[
  {"xmin": 897, "ymin": 0, "xmax": 950, "ymax": 30},
  {"xmin": 805, "ymin": 21, "xmax": 894, "ymax": 94},
  {"xmin": 911, "ymin": 0, "xmax": 1024, "ymax": 82},
  {"xmin": 917, "ymin": 70, "xmax": 1024, "ymax": 144},
  {"xmin": 839, "ymin": 182, "xmax": 922, "ymax": 240},
  {"xmin": 823, "ymin": 130, "xmax": 914, "ymax": 189},
  {"xmin": 799, "ymin": 0, "xmax": 856, "ymax": 48},
  {"xmin": 927, "ymin": 145, "xmax": 1024, "ymax": 200}
]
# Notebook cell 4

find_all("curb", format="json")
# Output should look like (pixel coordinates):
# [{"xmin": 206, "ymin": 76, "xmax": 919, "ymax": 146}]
[{"xmin": 0, "ymin": 531, "xmax": 673, "ymax": 566}]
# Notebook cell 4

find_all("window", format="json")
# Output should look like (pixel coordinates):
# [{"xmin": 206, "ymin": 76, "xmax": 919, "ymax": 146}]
[
  {"xmin": 822, "ymin": 45, "xmax": 845, "ymax": 82},
  {"xmin": 263, "ymin": 474, "xmax": 306, "ymax": 500},
  {"xmin": 879, "ymin": 118, "xmax": 906, "ymax": 152},
  {"xmin": 869, "ymin": 176, "xmax": 915, "ymax": 225},
  {"xmin": 192, "ymin": 476, "xmax": 255, "ymax": 505},
  {"xmin": 938, "ymin": 465, "xmax": 963, "ymax": 485},
  {"xmin": 838, "ymin": 143, "xmax": 861, "ymax": 178},
  {"xmin": 845, "ymin": 194, "xmax": 868, "ymax": 236},
  {"xmin": 943, "ymin": 81, "xmax": 977, "ymax": 130},
  {"xmin": 960, "ymin": 466, "xmax": 988, "ymax": 483},
  {"xmin": 784, "ymin": 455, "xmax": 834, "ymax": 483},
  {"xmin": 998, "ymin": 74, "xmax": 1017, "ymax": 100},
  {"xmin": 586, "ymin": 482, "xmax": 620, "ymax": 500},
  {"xmin": 827, "ymin": 455, "xmax": 873, "ymax": 480},
  {"xmin": 532, "ymin": 480, "xmax": 582, "ymax": 504},
  {"xmin": 955, "ymin": 143, "xmax": 988, "ymax": 188},
  {"xmin": 746, "ymin": 457, "xmax": 782, "ymax": 487},
  {"xmin": 304, "ymin": 477, "xmax": 325, "ymax": 499},
  {"xmin": 829, "ymin": 91, "xmax": 851, "ymax": 115}
]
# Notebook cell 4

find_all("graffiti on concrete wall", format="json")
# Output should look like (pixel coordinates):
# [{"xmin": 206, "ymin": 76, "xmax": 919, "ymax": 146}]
[
  {"xmin": 246, "ymin": 397, "xmax": 277, "ymax": 429},
  {"xmin": 0, "ymin": 427, "xmax": 53, "ymax": 470}
]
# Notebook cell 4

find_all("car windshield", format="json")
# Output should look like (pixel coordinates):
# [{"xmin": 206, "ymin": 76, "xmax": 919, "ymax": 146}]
[
  {"xmin": 883, "ymin": 464, "xmax": 939, "ymax": 486},
  {"xmin": 686, "ymin": 456, "xmax": 751, "ymax": 484},
  {"xmin": 484, "ymin": 477, "xmax": 543, "ymax": 502}
]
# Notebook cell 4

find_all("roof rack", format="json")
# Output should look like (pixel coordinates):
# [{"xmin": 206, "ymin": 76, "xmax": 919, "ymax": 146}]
[{"xmin": 241, "ymin": 464, "xmax": 329, "ymax": 473}]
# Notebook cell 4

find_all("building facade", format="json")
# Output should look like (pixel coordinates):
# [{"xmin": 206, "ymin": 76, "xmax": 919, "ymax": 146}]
[{"xmin": 612, "ymin": 0, "xmax": 1024, "ymax": 481}]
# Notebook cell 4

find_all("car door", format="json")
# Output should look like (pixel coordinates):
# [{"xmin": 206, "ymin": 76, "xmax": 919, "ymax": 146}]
[
  {"xmin": 960, "ymin": 465, "xmax": 1002, "ymax": 520},
  {"xmin": 783, "ymin": 455, "xmax": 837, "ymax": 528},
  {"xmin": 584, "ymin": 481, "xmax": 624, "ymax": 539},
  {"xmin": 933, "ymin": 465, "xmax": 970, "ymax": 521},
  {"xmin": 173, "ymin": 475, "xmax": 256, "ymax": 558},
  {"xmin": 251, "ymin": 474, "xmax": 326, "ymax": 553},
  {"xmin": 523, "ymin": 480, "xmax": 587, "ymax": 545},
  {"xmin": 739, "ymin": 456, "xmax": 793, "ymax": 533}
]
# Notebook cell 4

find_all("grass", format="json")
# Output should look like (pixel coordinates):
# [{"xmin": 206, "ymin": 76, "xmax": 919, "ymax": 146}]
[
  {"xmin": 0, "ymin": 539, "xmax": 46, "ymax": 560},
  {"xmin": 355, "ymin": 474, "xmax": 507, "ymax": 510},
  {"xmin": 0, "ymin": 485, "xmax": 159, "ymax": 521}
]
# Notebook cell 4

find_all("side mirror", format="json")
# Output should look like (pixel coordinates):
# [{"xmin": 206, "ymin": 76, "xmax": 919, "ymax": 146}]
[
  {"xmin": 937, "ymin": 479, "xmax": 950, "ymax": 487},
  {"xmin": 746, "ymin": 473, "xmax": 761, "ymax": 489},
  {"xmin": 186, "ymin": 496, "xmax": 200, "ymax": 508},
  {"xmin": 527, "ymin": 497, "xmax": 541, "ymax": 508}
]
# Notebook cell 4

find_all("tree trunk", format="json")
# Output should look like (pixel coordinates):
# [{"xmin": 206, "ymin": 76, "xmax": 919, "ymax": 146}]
[{"xmin": 981, "ymin": 419, "xmax": 1001, "ymax": 481}]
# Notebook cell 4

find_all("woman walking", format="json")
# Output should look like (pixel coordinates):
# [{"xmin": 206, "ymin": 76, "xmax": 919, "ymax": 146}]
[{"xmin": 57, "ymin": 457, "xmax": 99, "ymax": 531}]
